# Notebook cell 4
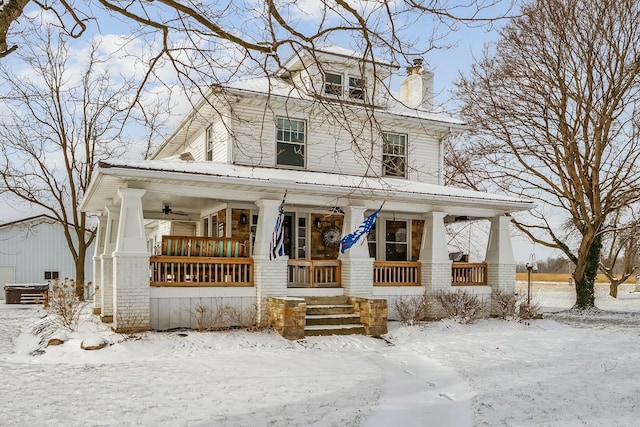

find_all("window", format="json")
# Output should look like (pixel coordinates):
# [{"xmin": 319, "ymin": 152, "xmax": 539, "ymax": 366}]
[
  {"xmin": 382, "ymin": 132, "xmax": 407, "ymax": 177},
  {"xmin": 349, "ymin": 76, "xmax": 365, "ymax": 100},
  {"xmin": 206, "ymin": 125, "xmax": 214, "ymax": 161},
  {"xmin": 325, "ymin": 72, "xmax": 343, "ymax": 96},
  {"xmin": 44, "ymin": 271, "xmax": 59, "ymax": 281},
  {"xmin": 276, "ymin": 118, "xmax": 306, "ymax": 168},
  {"xmin": 385, "ymin": 220, "xmax": 408, "ymax": 261}
]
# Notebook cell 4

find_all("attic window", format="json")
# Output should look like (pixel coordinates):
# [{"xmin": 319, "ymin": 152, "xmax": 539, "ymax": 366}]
[
  {"xmin": 325, "ymin": 72, "xmax": 343, "ymax": 96},
  {"xmin": 349, "ymin": 76, "xmax": 365, "ymax": 100}
]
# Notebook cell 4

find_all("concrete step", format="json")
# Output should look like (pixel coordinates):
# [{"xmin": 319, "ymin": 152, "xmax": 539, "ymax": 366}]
[
  {"xmin": 305, "ymin": 314, "xmax": 361, "ymax": 326},
  {"xmin": 303, "ymin": 296, "xmax": 350, "ymax": 305},
  {"xmin": 306, "ymin": 304, "xmax": 354, "ymax": 316},
  {"xmin": 304, "ymin": 324, "xmax": 366, "ymax": 336}
]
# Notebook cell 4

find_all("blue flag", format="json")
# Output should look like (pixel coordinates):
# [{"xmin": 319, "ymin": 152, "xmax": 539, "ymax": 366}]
[{"xmin": 340, "ymin": 204, "xmax": 383, "ymax": 254}]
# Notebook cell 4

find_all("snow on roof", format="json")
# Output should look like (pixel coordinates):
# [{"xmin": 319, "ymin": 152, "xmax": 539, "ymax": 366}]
[{"xmin": 98, "ymin": 159, "xmax": 532, "ymax": 208}]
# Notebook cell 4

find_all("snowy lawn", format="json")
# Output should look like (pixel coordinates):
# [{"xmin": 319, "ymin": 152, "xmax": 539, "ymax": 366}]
[{"xmin": 1, "ymin": 284, "xmax": 639, "ymax": 426}]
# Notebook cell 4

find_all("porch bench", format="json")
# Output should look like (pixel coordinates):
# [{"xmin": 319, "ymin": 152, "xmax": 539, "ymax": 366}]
[{"xmin": 161, "ymin": 235, "xmax": 247, "ymax": 258}]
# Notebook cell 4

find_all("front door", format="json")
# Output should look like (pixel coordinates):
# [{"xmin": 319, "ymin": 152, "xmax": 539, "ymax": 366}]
[{"xmin": 283, "ymin": 213, "xmax": 294, "ymax": 257}]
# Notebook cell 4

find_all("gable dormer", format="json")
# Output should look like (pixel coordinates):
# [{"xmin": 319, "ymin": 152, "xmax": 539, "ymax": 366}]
[{"xmin": 277, "ymin": 46, "xmax": 398, "ymax": 106}]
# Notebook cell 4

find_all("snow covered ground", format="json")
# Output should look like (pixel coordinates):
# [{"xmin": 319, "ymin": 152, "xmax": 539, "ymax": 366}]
[{"xmin": 1, "ymin": 283, "xmax": 639, "ymax": 426}]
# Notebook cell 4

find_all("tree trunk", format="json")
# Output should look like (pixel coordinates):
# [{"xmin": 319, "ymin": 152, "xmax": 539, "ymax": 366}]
[
  {"xmin": 75, "ymin": 246, "xmax": 86, "ymax": 301},
  {"xmin": 573, "ymin": 234, "xmax": 601, "ymax": 309},
  {"xmin": 609, "ymin": 282, "xmax": 619, "ymax": 298}
]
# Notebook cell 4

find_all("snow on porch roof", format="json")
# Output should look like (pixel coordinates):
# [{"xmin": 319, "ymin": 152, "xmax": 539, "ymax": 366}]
[{"xmin": 82, "ymin": 159, "xmax": 535, "ymax": 214}]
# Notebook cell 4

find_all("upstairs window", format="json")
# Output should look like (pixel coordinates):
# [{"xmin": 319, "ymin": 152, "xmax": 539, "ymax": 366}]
[
  {"xmin": 276, "ymin": 118, "xmax": 306, "ymax": 168},
  {"xmin": 325, "ymin": 72, "xmax": 343, "ymax": 96},
  {"xmin": 382, "ymin": 132, "xmax": 407, "ymax": 177},
  {"xmin": 349, "ymin": 76, "xmax": 365, "ymax": 100},
  {"xmin": 206, "ymin": 124, "xmax": 214, "ymax": 161}
]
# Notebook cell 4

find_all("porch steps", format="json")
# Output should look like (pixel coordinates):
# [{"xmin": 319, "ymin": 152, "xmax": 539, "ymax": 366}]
[{"xmin": 303, "ymin": 296, "xmax": 365, "ymax": 337}]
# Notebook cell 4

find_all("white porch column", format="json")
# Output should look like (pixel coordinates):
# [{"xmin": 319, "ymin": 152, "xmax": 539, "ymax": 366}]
[
  {"xmin": 112, "ymin": 188, "xmax": 150, "ymax": 332},
  {"xmin": 92, "ymin": 216, "xmax": 107, "ymax": 315},
  {"xmin": 253, "ymin": 199, "xmax": 288, "ymax": 324},
  {"xmin": 485, "ymin": 215, "xmax": 516, "ymax": 314},
  {"xmin": 419, "ymin": 211, "xmax": 452, "ymax": 294},
  {"xmin": 100, "ymin": 205, "xmax": 118, "ymax": 323},
  {"xmin": 338, "ymin": 206, "xmax": 374, "ymax": 297}
]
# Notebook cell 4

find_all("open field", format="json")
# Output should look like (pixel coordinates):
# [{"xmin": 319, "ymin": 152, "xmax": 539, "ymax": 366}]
[{"xmin": 515, "ymin": 272, "xmax": 636, "ymax": 284}]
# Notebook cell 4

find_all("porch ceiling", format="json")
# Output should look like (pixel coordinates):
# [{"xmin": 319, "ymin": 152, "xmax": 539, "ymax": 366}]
[{"xmin": 80, "ymin": 160, "xmax": 535, "ymax": 217}]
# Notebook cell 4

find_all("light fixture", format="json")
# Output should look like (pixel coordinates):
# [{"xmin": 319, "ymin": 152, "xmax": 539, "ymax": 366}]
[
  {"xmin": 314, "ymin": 217, "xmax": 322, "ymax": 229},
  {"xmin": 240, "ymin": 212, "xmax": 248, "ymax": 225}
]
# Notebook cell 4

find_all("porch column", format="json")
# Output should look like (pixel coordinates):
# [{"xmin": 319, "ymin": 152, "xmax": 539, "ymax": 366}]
[
  {"xmin": 485, "ymin": 215, "xmax": 516, "ymax": 315},
  {"xmin": 253, "ymin": 199, "xmax": 288, "ymax": 324},
  {"xmin": 338, "ymin": 206, "xmax": 374, "ymax": 297},
  {"xmin": 92, "ymin": 216, "xmax": 107, "ymax": 315},
  {"xmin": 100, "ymin": 205, "xmax": 119, "ymax": 323},
  {"xmin": 419, "ymin": 211, "xmax": 452, "ymax": 294},
  {"xmin": 112, "ymin": 188, "xmax": 150, "ymax": 333}
]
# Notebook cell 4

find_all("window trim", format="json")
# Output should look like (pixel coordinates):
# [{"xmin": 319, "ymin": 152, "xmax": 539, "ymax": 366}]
[
  {"xmin": 382, "ymin": 132, "xmax": 408, "ymax": 178},
  {"xmin": 275, "ymin": 117, "xmax": 307, "ymax": 169}
]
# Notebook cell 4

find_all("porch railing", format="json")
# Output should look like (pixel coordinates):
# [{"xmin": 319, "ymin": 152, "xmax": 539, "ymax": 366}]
[
  {"xmin": 373, "ymin": 261, "xmax": 421, "ymax": 286},
  {"xmin": 287, "ymin": 260, "xmax": 341, "ymax": 288},
  {"xmin": 150, "ymin": 256, "xmax": 253, "ymax": 287},
  {"xmin": 451, "ymin": 262, "xmax": 487, "ymax": 286}
]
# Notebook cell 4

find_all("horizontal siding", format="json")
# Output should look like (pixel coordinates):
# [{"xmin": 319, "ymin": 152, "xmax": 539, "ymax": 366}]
[{"xmin": 165, "ymin": 96, "xmax": 444, "ymax": 184}]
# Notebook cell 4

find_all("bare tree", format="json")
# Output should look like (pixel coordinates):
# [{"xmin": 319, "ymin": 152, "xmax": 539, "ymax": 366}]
[
  {"xmin": 599, "ymin": 209, "xmax": 640, "ymax": 298},
  {"xmin": 0, "ymin": 25, "xmax": 166, "ymax": 298},
  {"xmin": 456, "ymin": 0, "xmax": 640, "ymax": 309}
]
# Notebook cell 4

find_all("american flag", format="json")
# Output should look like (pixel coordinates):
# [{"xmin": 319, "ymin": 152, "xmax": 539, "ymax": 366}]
[
  {"xmin": 270, "ymin": 192, "xmax": 287, "ymax": 260},
  {"xmin": 340, "ymin": 204, "xmax": 383, "ymax": 254}
]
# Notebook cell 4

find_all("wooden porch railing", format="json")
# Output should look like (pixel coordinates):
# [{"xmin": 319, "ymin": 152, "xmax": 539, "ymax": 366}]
[
  {"xmin": 150, "ymin": 256, "xmax": 253, "ymax": 287},
  {"xmin": 451, "ymin": 262, "xmax": 487, "ymax": 286},
  {"xmin": 373, "ymin": 261, "xmax": 421, "ymax": 286},
  {"xmin": 287, "ymin": 260, "xmax": 341, "ymax": 288}
]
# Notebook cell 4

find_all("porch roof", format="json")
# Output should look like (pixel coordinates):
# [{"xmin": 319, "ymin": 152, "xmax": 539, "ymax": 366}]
[{"xmin": 80, "ymin": 159, "xmax": 535, "ymax": 217}]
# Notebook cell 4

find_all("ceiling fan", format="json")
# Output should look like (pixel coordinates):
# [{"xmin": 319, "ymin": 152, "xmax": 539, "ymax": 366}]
[{"xmin": 162, "ymin": 205, "xmax": 188, "ymax": 216}]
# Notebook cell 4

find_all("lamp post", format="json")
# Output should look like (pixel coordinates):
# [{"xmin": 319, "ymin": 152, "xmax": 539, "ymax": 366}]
[{"xmin": 525, "ymin": 254, "xmax": 538, "ymax": 312}]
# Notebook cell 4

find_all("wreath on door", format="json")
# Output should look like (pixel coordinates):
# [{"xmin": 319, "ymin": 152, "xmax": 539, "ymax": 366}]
[{"xmin": 322, "ymin": 226, "xmax": 342, "ymax": 248}]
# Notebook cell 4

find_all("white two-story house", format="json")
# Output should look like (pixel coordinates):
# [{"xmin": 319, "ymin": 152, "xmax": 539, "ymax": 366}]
[{"xmin": 80, "ymin": 46, "xmax": 534, "ymax": 335}]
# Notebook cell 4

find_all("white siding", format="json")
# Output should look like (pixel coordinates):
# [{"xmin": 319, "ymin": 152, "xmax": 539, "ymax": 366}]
[{"xmin": 0, "ymin": 217, "xmax": 94, "ymax": 285}]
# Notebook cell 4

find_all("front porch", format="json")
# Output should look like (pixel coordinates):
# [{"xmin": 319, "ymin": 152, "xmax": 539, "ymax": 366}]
[{"xmin": 81, "ymin": 161, "xmax": 532, "ymax": 333}]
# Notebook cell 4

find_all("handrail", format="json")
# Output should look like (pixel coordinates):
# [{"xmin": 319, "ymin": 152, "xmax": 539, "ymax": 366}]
[
  {"xmin": 150, "ymin": 255, "xmax": 253, "ymax": 287},
  {"xmin": 373, "ymin": 261, "xmax": 421, "ymax": 286}
]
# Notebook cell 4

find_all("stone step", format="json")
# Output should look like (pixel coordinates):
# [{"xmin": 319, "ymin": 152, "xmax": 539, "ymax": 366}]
[
  {"xmin": 303, "ymin": 296, "xmax": 350, "ymax": 305},
  {"xmin": 304, "ymin": 324, "xmax": 366, "ymax": 336},
  {"xmin": 305, "ymin": 314, "xmax": 361, "ymax": 326},
  {"xmin": 306, "ymin": 304, "xmax": 354, "ymax": 316}
]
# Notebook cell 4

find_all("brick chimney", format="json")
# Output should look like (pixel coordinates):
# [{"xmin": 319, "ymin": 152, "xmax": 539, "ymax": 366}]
[{"xmin": 400, "ymin": 58, "xmax": 434, "ymax": 110}]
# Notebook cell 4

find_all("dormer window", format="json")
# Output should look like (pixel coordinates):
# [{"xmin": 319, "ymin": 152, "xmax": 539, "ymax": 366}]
[
  {"xmin": 324, "ymin": 72, "xmax": 366, "ymax": 101},
  {"xmin": 325, "ymin": 72, "xmax": 343, "ymax": 96},
  {"xmin": 349, "ymin": 76, "xmax": 365, "ymax": 100}
]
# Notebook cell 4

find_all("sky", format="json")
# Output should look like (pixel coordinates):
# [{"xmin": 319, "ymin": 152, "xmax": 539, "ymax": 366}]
[{"xmin": 0, "ymin": 1, "xmax": 550, "ymax": 262}]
